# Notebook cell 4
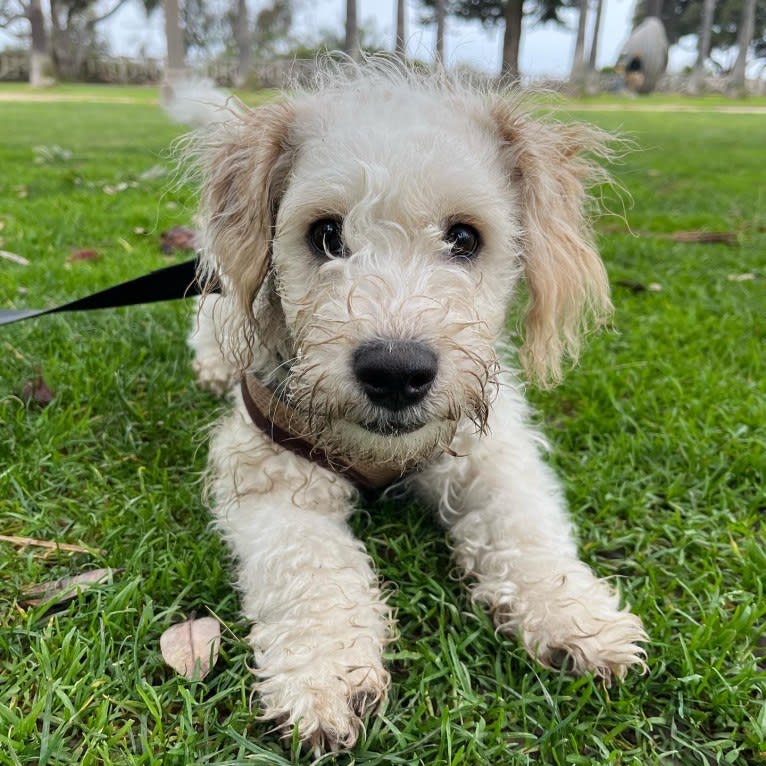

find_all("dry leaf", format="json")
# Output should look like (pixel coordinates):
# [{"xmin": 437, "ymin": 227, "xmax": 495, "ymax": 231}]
[
  {"xmin": 672, "ymin": 231, "xmax": 736, "ymax": 245},
  {"xmin": 138, "ymin": 164, "xmax": 168, "ymax": 182},
  {"xmin": 102, "ymin": 181, "xmax": 135, "ymax": 195},
  {"xmin": 0, "ymin": 250, "xmax": 29, "ymax": 266},
  {"xmin": 160, "ymin": 617, "xmax": 221, "ymax": 680},
  {"xmin": 727, "ymin": 273, "xmax": 756, "ymax": 282},
  {"xmin": 21, "ymin": 376, "xmax": 55, "ymax": 406},
  {"xmin": 67, "ymin": 249, "xmax": 101, "ymax": 263},
  {"xmin": 22, "ymin": 568, "xmax": 114, "ymax": 606},
  {"xmin": 160, "ymin": 226, "xmax": 198, "ymax": 254},
  {"xmin": 0, "ymin": 534, "xmax": 104, "ymax": 555}
]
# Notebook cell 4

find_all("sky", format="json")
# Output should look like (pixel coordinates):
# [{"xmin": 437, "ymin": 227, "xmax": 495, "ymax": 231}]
[{"xmin": 2, "ymin": 0, "xmax": 703, "ymax": 79}]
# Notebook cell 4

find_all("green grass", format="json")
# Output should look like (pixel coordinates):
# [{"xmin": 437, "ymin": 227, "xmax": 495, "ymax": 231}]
[{"xmin": 1, "ymin": 86, "xmax": 764, "ymax": 765}]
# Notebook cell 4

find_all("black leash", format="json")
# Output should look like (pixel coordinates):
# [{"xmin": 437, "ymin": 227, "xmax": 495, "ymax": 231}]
[{"xmin": 0, "ymin": 259, "xmax": 206, "ymax": 326}]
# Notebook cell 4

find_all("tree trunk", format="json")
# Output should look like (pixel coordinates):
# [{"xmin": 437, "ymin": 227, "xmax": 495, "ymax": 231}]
[
  {"xmin": 688, "ymin": 0, "xmax": 716, "ymax": 94},
  {"xmin": 434, "ymin": 0, "xmax": 445, "ymax": 65},
  {"xmin": 234, "ymin": 0, "xmax": 251, "ymax": 87},
  {"xmin": 163, "ymin": 0, "xmax": 187, "ymax": 84},
  {"xmin": 588, "ymin": 0, "xmax": 603, "ymax": 71},
  {"xmin": 27, "ymin": 0, "xmax": 51, "ymax": 87},
  {"xmin": 727, "ymin": 0, "xmax": 756, "ymax": 96},
  {"xmin": 345, "ymin": 0, "xmax": 360, "ymax": 62},
  {"xmin": 501, "ymin": 0, "xmax": 523, "ymax": 80},
  {"xmin": 586, "ymin": 0, "xmax": 604, "ymax": 93},
  {"xmin": 569, "ymin": 0, "xmax": 588, "ymax": 94},
  {"xmin": 395, "ymin": 0, "xmax": 406, "ymax": 59}
]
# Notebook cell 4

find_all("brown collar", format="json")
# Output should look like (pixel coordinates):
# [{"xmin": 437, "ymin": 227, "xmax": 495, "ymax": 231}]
[{"xmin": 240, "ymin": 374, "xmax": 409, "ymax": 492}]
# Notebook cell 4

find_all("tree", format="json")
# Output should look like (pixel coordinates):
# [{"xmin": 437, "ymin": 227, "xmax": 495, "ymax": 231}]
[
  {"xmin": 420, "ymin": 0, "xmax": 568, "ymax": 78},
  {"xmin": 250, "ymin": 0, "xmax": 294, "ymax": 59},
  {"xmin": 48, "ymin": 0, "xmax": 128, "ymax": 79},
  {"xmin": 633, "ymin": 0, "xmax": 765, "ymax": 60},
  {"xmin": 569, "ymin": 0, "xmax": 588, "ymax": 91},
  {"xmin": 0, "ymin": 0, "xmax": 52, "ymax": 86},
  {"xmin": 434, "ymin": 0, "xmax": 445, "ymax": 62},
  {"xmin": 345, "ymin": 0, "xmax": 360, "ymax": 61},
  {"xmin": 584, "ymin": 0, "xmax": 605, "ymax": 92},
  {"xmin": 162, "ymin": 0, "xmax": 185, "ymax": 83},
  {"xmin": 688, "ymin": 0, "xmax": 716, "ymax": 93},
  {"xmin": 395, "ymin": 0, "xmax": 406, "ymax": 57},
  {"xmin": 233, "ymin": 0, "xmax": 251, "ymax": 85},
  {"xmin": 727, "ymin": 0, "xmax": 757, "ymax": 92},
  {"xmin": 587, "ymin": 0, "xmax": 604, "ymax": 73}
]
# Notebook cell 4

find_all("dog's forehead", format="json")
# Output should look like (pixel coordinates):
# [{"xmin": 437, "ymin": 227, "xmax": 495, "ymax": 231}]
[
  {"xmin": 285, "ymin": 85, "xmax": 509, "ymax": 216},
  {"xmin": 298, "ymin": 86, "xmax": 494, "ymax": 155}
]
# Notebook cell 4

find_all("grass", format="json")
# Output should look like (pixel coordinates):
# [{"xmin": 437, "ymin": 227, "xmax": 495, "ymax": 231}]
[{"xmin": 0, "ymin": 84, "xmax": 764, "ymax": 765}]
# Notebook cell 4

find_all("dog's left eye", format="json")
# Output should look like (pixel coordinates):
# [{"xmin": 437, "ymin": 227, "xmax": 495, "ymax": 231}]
[
  {"xmin": 308, "ymin": 218, "xmax": 347, "ymax": 258},
  {"xmin": 445, "ymin": 223, "xmax": 481, "ymax": 260}
]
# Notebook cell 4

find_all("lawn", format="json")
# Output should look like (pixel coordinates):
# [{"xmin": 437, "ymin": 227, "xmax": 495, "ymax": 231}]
[{"xmin": 0, "ymin": 85, "xmax": 764, "ymax": 765}]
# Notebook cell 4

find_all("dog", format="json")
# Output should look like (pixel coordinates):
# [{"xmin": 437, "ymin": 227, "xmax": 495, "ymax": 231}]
[{"xmin": 178, "ymin": 61, "xmax": 647, "ymax": 752}]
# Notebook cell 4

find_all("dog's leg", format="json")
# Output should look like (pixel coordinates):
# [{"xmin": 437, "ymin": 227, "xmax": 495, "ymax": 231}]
[
  {"xmin": 413, "ymin": 385, "xmax": 647, "ymax": 683},
  {"xmin": 188, "ymin": 294, "xmax": 239, "ymax": 395},
  {"xmin": 208, "ymin": 406, "xmax": 391, "ymax": 751}
]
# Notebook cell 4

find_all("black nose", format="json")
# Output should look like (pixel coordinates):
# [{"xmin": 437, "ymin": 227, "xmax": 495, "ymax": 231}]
[{"xmin": 352, "ymin": 340, "xmax": 438, "ymax": 411}]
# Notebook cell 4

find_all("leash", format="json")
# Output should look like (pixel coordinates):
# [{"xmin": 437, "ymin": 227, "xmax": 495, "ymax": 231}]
[
  {"xmin": 0, "ymin": 258, "xmax": 204, "ymax": 326},
  {"xmin": 2, "ymin": 258, "xmax": 413, "ymax": 493}
]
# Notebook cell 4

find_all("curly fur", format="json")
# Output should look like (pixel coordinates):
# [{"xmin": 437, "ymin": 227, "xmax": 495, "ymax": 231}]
[{"xmin": 177, "ymin": 58, "xmax": 647, "ymax": 753}]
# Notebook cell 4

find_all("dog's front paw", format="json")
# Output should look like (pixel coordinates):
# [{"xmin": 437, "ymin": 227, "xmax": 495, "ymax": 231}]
[
  {"xmin": 191, "ymin": 356, "xmax": 236, "ymax": 395},
  {"xmin": 529, "ymin": 606, "xmax": 647, "ymax": 684},
  {"xmin": 256, "ymin": 663, "xmax": 390, "ymax": 753},
  {"xmin": 494, "ymin": 568, "xmax": 647, "ymax": 684}
]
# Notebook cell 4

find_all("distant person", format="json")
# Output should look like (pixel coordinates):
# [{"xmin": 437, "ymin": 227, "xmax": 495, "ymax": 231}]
[{"xmin": 616, "ymin": 17, "xmax": 669, "ymax": 94}]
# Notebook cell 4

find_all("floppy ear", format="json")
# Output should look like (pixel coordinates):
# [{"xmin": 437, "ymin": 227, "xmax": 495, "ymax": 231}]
[
  {"xmin": 196, "ymin": 100, "xmax": 295, "ymax": 363},
  {"xmin": 491, "ymin": 101, "xmax": 614, "ymax": 385}
]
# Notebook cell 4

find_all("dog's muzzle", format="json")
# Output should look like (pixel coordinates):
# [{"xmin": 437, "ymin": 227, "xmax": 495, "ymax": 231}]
[{"xmin": 352, "ymin": 340, "xmax": 438, "ymax": 419}]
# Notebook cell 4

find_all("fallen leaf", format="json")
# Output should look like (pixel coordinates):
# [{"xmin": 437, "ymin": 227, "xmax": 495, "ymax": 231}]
[
  {"xmin": 160, "ymin": 226, "xmax": 198, "ymax": 254},
  {"xmin": 102, "ymin": 181, "xmax": 134, "ymax": 195},
  {"xmin": 138, "ymin": 164, "xmax": 168, "ymax": 182},
  {"xmin": 615, "ymin": 279, "xmax": 662, "ymax": 293},
  {"xmin": 0, "ymin": 250, "xmax": 29, "ymax": 266},
  {"xmin": 22, "ymin": 568, "xmax": 115, "ymax": 606},
  {"xmin": 0, "ymin": 534, "xmax": 104, "ymax": 556},
  {"xmin": 33, "ymin": 145, "xmax": 73, "ymax": 164},
  {"xmin": 727, "ymin": 273, "xmax": 756, "ymax": 282},
  {"xmin": 160, "ymin": 617, "xmax": 221, "ymax": 681},
  {"xmin": 672, "ymin": 231, "xmax": 736, "ymax": 245},
  {"xmin": 21, "ymin": 376, "xmax": 55, "ymax": 406},
  {"xmin": 67, "ymin": 249, "xmax": 101, "ymax": 263}
]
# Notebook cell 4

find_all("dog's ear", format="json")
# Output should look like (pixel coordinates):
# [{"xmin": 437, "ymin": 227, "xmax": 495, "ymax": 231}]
[
  {"xmin": 197, "ymin": 100, "xmax": 295, "ymax": 353},
  {"xmin": 491, "ymin": 102, "xmax": 613, "ymax": 385}
]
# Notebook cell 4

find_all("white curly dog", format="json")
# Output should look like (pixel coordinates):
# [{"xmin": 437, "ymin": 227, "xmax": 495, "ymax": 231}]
[{"xmin": 177, "ymin": 62, "xmax": 647, "ymax": 752}]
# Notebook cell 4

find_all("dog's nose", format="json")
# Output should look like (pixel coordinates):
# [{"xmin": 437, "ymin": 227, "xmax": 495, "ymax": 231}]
[{"xmin": 352, "ymin": 340, "xmax": 438, "ymax": 411}]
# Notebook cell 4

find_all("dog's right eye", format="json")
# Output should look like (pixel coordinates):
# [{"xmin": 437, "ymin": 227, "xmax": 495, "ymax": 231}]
[{"xmin": 308, "ymin": 219, "xmax": 347, "ymax": 258}]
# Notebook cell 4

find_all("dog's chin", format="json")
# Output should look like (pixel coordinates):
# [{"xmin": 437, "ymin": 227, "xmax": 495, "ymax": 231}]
[
  {"xmin": 360, "ymin": 418, "xmax": 426, "ymax": 436},
  {"xmin": 324, "ymin": 418, "xmax": 456, "ymax": 469}
]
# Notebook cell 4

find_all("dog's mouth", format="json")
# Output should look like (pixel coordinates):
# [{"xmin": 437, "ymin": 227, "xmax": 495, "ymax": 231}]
[{"xmin": 359, "ymin": 417, "xmax": 427, "ymax": 436}]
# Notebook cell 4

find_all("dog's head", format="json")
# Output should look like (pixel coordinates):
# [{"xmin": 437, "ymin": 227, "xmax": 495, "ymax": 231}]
[{"xmin": 196, "ymin": 64, "xmax": 612, "ymax": 468}]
